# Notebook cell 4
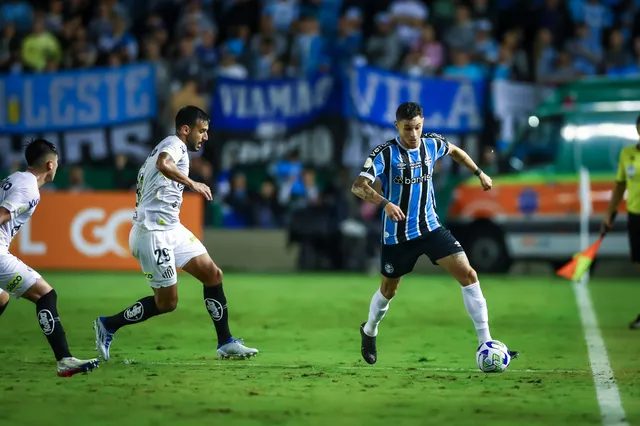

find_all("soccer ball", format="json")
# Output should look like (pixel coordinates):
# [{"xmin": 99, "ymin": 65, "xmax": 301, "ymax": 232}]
[{"xmin": 476, "ymin": 340, "xmax": 511, "ymax": 373}]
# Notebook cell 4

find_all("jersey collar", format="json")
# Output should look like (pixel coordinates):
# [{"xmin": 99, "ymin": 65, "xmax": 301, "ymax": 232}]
[{"xmin": 395, "ymin": 136, "xmax": 421, "ymax": 152}]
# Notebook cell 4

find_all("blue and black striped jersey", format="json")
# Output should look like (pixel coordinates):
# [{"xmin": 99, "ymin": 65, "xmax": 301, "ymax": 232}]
[{"xmin": 359, "ymin": 133, "xmax": 450, "ymax": 245}]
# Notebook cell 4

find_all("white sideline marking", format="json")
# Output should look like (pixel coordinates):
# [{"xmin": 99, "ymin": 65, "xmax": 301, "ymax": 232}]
[
  {"xmin": 122, "ymin": 360, "xmax": 585, "ymax": 375},
  {"xmin": 573, "ymin": 281, "xmax": 628, "ymax": 426}
]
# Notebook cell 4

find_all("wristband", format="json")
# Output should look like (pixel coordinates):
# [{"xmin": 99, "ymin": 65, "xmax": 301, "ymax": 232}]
[
  {"xmin": 380, "ymin": 199, "xmax": 390, "ymax": 208},
  {"xmin": 474, "ymin": 168, "xmax": 483, "ymax": 177}
]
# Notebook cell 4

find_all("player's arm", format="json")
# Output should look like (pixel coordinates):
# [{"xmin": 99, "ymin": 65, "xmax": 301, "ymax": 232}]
[
  {"xmin": 0, "ymin": 207, "xmax": 10, "ymax": 226},
  {"xmin": 351, "ymin": 176, "xmax": 405, "ymax": 221},
  {"xmin": 447, "ymin": 143, "xmax": 492, "ymax": 191},
  {"xmin": 156, "ymin": 152, "xmax": 212, "ymax": 200},
  {"xmin": 602, "ymin": 181, "xmax": 625, "ymax": 233}
]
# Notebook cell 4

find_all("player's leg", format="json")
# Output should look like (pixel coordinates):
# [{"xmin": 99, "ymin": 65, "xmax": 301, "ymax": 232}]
[
  {"xmin": 175, "ymin": 224, "xmax": 257, "ymax": 358},
  {"xmin": 436, "ymin": 252, "xmax": 492, "ymax": 344},
  {"xmin": 94, "ymin": 227, "xmax": 177, "ymax": 360},
  {"xmin": 628, "ymin": 214, "xmax": 640, "ymax": 329},
  {"xmin": 181, "ymin": 253, "xmax": 258, "ymax": 358},
  {"xmin": 21, "ymin": 278, "xmax": 99, "ymax": 376},
  {"xmin": 0, "ymin": 289, "xmax": 9, "ymax": 317},
  {"xmin": 360, "ymin": 240, "xmax": 419, "ymax": 364}
]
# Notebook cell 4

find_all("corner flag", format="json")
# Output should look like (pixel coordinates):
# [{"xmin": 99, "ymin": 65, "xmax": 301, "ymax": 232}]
[{"xmin": 555, "ymin": 237, "xmax": 604, "ymax": 281}]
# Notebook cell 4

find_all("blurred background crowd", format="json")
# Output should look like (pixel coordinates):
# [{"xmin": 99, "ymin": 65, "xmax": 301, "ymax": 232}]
[
  {"xmin": 2, "ymin": 0, "xmax": 640, "ymax": 269},
  {"xmin": 4, "ymin": 0, "xmax": 640, "ymax": 86}
]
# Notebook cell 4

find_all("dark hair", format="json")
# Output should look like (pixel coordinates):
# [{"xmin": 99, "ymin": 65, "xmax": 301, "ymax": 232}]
[
  {"xmin": 396, "ymin": 102, "xmax": 423, "ymax": 121},
  {"xmin": 25, "ymin": 138, "xmax": 58, "ymax": 167},
  {"xmin": 175, "ymin": 105, "xmax": 210, "ymax": 129}
]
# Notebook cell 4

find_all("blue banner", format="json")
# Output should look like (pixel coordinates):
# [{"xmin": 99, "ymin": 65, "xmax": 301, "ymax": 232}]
[
  {"xmin": 0, "ymin": 63, "xmax": 156, "ymax": 133},
  {"xmin": 346, "ymin": 65, "xmax": 486, "ymax": 133},
  {"xmin": 211, "ymin": 74, "xmax": 339, "ymax": 131}
]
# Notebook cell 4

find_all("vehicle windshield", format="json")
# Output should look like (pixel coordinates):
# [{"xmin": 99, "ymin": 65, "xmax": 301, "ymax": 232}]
[{"xmin": 502, "ymin": 115, "xmax": 564, "ymax": 172}]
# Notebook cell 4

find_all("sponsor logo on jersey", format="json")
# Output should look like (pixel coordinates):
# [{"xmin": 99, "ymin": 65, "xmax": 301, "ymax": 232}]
[
  {"xmin": 124, "ymin": 302, "xmax": 144, "ymax": 321},
  {"xmin": 205, "ymin": 298, "xmax": 225, "ymax": 321},
  {"xmin": 393, "ymin": 174, "xmax": 431, "ymax": 185},
  {"xmin": 38, "ymin": 309, "xmax": 55, "ymax": 335}
]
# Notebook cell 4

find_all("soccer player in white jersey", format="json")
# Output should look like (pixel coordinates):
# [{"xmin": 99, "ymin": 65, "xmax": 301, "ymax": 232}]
[
  {"xmin": 0, "ymin": 139, "xmax": 99, "ymax": 377},
  {"xmin": 352, "ymin": 102, "xmax": 517, "ymax": 364},
  {"xmin": 93, "ymin": 105, "xmax": 258, "ymax": 360}
]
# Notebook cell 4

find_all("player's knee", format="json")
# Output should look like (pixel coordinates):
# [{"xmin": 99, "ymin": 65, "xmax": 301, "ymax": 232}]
[
  {"xmin": 156, "ymin": 297, "xmax": 178, "ymax": 313},
  {"xmin": 465, "ymin": 267, "xmax": 478, "ymax": 285},
  {"xmin": 212, "ymin": 265, "xmax": 223, "ymax": 284}
]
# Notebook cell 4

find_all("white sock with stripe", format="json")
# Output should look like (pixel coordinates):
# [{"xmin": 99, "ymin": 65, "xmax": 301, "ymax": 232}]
[
  {"xmin": 461, "ymin": 282, "xmax": 492, "ymax": 344},
  {"xmin": 363, "ymin": 289, "xmax": 390, "ymax": 337}
]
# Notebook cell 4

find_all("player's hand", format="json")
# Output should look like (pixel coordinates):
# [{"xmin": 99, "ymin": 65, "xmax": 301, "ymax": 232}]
[
  {"xmin": 478, "ymin": 173, "xmax": 492, "ymax": 191},
  {"xmin": 384, "ymin": 202, "xmax": 405, "ymax": 222},
  {"xmin": 191, "ymin": 181, "xmax": 213, "ymax": 201}
]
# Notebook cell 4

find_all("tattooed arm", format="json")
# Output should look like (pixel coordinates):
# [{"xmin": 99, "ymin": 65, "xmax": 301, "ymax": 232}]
[{"xmin": 351, "ymin": 176, "xmax": 406, "ymax": 221}]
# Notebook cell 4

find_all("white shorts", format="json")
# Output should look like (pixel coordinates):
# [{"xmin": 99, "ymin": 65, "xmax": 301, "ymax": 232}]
[
  {"xmin": 0, "ymin": 253, "xmax": 42, "ymax": 297},
  {"xmin": 129, "ymin": 223, "xmax": 207, "ymax": 288}
]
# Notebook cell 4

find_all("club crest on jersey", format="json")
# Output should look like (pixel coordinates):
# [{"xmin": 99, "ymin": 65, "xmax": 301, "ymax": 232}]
[
  {"xmin": 363, "ymin": 158, "xmax": 373, "ymax": 169},
  {"xmin": 396, "ymin": 162, "xmax": 406, "ymax": 169},
  {"xmin": 124, "ymin": 302, "xmax": 144, "ymax": 321}
]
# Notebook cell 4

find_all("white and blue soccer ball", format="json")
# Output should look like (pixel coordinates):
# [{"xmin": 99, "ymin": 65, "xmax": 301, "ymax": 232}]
[{"xmin": 476, "ymin": 340, "xmax": 511, "ymax": 373}]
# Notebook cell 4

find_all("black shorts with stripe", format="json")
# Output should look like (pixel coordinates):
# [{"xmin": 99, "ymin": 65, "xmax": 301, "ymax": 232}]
[
  {"xmin": 380, "ymin": 227, "xmax": 464, "ymax": 278},
  {"xmin": 628, "ymin": 212, "xmax": 640, "ymax": 263}
]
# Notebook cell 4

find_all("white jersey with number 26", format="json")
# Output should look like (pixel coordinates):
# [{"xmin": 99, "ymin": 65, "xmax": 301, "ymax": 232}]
[
  {"xmin": 0, "ymin": 172, "xmax": 40, "ymax": 255},
  {"xmin": 133, "ymin": 135, "xmax": 190, "ymax": 231}
]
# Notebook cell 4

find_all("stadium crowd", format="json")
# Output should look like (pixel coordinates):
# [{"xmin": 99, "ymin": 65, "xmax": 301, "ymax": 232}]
[{"xmin": 3, "ymin": 0, "xmax": 640, "ymax": 244}]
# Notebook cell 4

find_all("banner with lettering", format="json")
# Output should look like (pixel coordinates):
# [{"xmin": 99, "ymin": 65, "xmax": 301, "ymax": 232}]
[
  {"xmin": 342, "ymin": 65, "xmax": 487, "ymax": 169},
  {"xmin": 0, "ymin": 64, "xmax": 159, "ymax": 169},
  {"xmin": 0, "ymin": 63, "xmax": 156, "ymax": 133},
  {"xmin": 209, "ymin": 74, "xmax": 343, "ymax": 168},
  {"xmin": 345, "ymin": 64, "xmax": 486, "ymax": 133}
]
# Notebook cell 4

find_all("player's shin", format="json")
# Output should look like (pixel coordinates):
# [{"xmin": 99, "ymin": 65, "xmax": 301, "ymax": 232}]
[
  {"xmin": 203, "ymin": 284, "xmax": 232, "ymax": 345},
  {"xmin": 461, "ymin": 282, "xmax": 492, "ymax": 344},
  {"xmin": 363, "ymin": 289, "xmax": 390, "ymax": 337},
  {"xmin": 36, "ymin": 289, "xmax": 72, "ymax": 361},
  {"xmin": 102, "ymin": 296, "xmax": 162, "ymax": 332}
]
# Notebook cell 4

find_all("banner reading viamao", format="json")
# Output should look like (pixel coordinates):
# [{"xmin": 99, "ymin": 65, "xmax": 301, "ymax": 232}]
[
  {"xmin": 10, "ymin": 192, "xmax": 203, "ymax": 271},
  {"xmin": 209, "ymin": 73, "xmax": 344, "ymax": 169}
]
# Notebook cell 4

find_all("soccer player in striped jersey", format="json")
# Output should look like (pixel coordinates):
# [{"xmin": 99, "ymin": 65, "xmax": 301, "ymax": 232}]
[{"xmin": 352, "ymin": 101, "xmax": 516, "ymax": 364}]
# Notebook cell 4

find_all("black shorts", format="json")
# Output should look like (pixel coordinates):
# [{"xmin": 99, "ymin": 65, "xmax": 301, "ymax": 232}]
[
  {"xmin": 380, "ymin": 227, "xmax": 465, "ymax": 278},
  {"xmin": 629, "ymin": 212, "xmax": 640, "ymax": 263}
]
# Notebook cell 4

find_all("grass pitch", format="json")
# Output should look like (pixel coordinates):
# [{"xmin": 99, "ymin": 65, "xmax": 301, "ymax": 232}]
[{"xmin": 0, "ymin": 272, "xmax": 639, "ymax": 426}]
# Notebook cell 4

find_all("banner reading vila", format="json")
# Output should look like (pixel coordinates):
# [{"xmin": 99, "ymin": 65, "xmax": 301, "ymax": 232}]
[{"xmin": 10, "ymin": 192, "xmax": 203, "ymax": 271}]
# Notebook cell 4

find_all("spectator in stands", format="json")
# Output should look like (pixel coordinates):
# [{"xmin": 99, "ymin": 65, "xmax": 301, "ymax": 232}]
[
  {"xmin": 21, "ymin": 14, "xmax": 62, "ymax": 72},
  {"xmin": 223, "ymin": 171, "xmax": 254, "ymax": 228},
  {"xmin": 0, "ymin": 0, "xmax": 33, "ymax": 34},
  {"xmin": 444, "ymin": 3, "xmax": 475, "ymax": 51},
  {"xmin": 289, "ymin": 14, "xmax": 329, "ymax": 76},
  {"xmin": 252, "ymin": 178, "xmax": 284, "ymax": 228},
  {"xmin": 68, "ymin": 165, "xmax": 92, "ymax": 192},
  {"xmin": 604, "ymin": 27, "xmax": 634, "ymax": 74},
  {"xmin": 566, "ymin": 22, "xmax": 602, "ymax": 76},
  {"xmin": 365, "ymin": 12, "xmax": 402, "ymax": 71},
  {"xmin": 216, "ymin": 39, "xmax": 248, "ymax": 79},
  {"xmin": 442, "ymin": 49, "xmax": 485, "ymax": 81}
]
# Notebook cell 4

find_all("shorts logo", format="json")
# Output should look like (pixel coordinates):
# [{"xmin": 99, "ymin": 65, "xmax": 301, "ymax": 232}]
[
  {"xmin": 38, "ymin": 309, "xmax": 55, "ymax": 335},
  {"xmin": 161, "ymin": 266, "xmax": 175, "ymax": 279},
  {"xmin": 454, "ymin": 241, "xmax": 462, "ymax": 247},
  {"xmin": 143, "ymin": 272, "xmax": 154, "ymax": 281},
  {"xmin": 384, "ymin": 263, "xmax": 394, "ymax": 274},
  {"xmin": 6, "ymin": 274, "xmax": 23, "ymax": 292},
  {"xmin": 205, "ymin": 298, "xmax": 225, "ymax": 321},
  {"xmin": 124, "ymin": 302, "xmax": 144, "ymax": 322}
]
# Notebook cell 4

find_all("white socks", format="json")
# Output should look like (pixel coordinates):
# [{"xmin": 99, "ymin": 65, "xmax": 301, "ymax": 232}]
[
  {"xmin": 461, "ymin": 282, "xmax": 492, "ymax": 344},
  {"xmin": 363, "ymin": 289, "xmax": 389, "ymax": 337}
]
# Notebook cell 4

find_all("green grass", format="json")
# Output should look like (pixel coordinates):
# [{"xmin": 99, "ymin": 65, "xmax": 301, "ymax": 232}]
[{"xmin": 1, "ymin": 272, "xmax": 639, "ymax": 426}]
